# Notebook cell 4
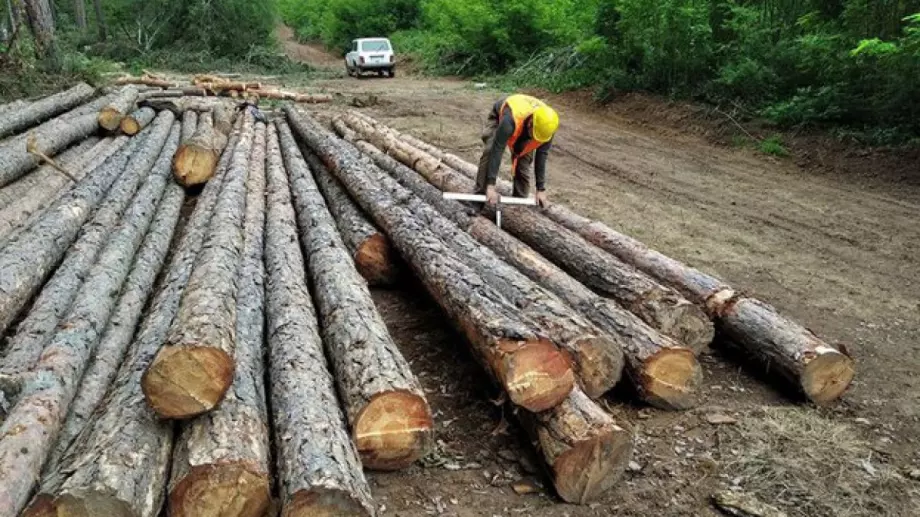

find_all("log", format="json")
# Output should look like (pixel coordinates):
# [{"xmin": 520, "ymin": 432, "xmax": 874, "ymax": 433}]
[
  {"xmin": 247, "ymin": 89, "xmax": 332, "ymax": 103},
  {"xmin": 172, "ymin": 106, "xmax": 233, "ymax": 187},
  {"xmin": 23, "ymin": 117, "xmax": 244, "ymax": 517},
  {"xmin": 166, "ymin": 122, "xmax": 270, "ymax": 517},
  {"xmin": 0, "ymin": 114, "xmax": 175, "ymax": 384},
  {"xmin": 138, "ymin": 87, "xmax": 213, "ymax": 101},
  {"xmin": 0, "ymin": 111, "xmax": 100, "ymax": 188},
  {"xmin": 115, "ymin": 75, "xmax": 179, "ymax": 89},
  {"xmin": 263, "ymin": 130, "xmax": 375, "ymax": 516},
  {"xmin": 335, "ymin": 119, "xmax": 702, "ymax": 409},
  {"xmin": 0, "ymin": 122, "xmax": 181, "ymax": 516},
  {"xmin": 287, "ymin": 107, "xmax": 574, "ymax": 413},
  {"xmin": 140, "ymin": 97, "xmax": 231, "ymax": 116},
  {"xmin": 97, "ymin": 85, "xmax": 139, "ymax": 131},
  {"xmin": 143, "ymin": 111, "xmax": 255, "ymax": 419},
  {"xmin": 301, "ymin": 148, "xmax": 399, "ymax": 286},
  {"xmin": 340, "ymin": 113, "xmax": 714, "ymax": 353},
  {"xmin": 518, "ymin": 387, "xmax": 633, "ymax": 504},
  {"xmin": 0, "ymin": 82, "xmax": 95, "ymax": 139},
  {"xmin": 278, "ymin": 120, "xmax": 432, "ymax": 470},
  {"xmin": 120, "ymin": 106, "xmax": 156, "ymax": 135}
]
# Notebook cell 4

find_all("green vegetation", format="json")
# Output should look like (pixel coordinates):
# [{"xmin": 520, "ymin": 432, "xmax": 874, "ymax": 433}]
[{"xmin": 280, "ymin": 0, "xmax": 920, "ymax": 141}]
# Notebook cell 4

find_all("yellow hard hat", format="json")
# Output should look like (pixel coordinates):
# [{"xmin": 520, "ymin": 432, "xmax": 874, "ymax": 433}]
[{"xmin": 532, "ymin": 105, "xmax": 559, "ymax": 143}]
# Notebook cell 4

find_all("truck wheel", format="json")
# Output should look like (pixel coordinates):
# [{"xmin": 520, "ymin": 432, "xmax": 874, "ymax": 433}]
[{"xmin": 388, "ymin": 68, "xmax": 396, "ymax": 78}]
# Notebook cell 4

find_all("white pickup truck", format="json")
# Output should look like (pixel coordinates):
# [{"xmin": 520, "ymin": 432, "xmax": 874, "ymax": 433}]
[{"xmin": 345, "ymin": 38, "xmax": 396, "ymax": 78}]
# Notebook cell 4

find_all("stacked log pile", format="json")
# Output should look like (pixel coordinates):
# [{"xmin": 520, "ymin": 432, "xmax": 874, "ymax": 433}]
[{"xmin": 116, "ymin": 73, "xmax": 334, "ymax": 103}]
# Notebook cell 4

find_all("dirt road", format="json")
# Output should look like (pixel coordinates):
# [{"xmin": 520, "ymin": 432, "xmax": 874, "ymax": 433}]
[{"xmin": 283, "ymin": 29, "xmax": 920, "ymax": 516}]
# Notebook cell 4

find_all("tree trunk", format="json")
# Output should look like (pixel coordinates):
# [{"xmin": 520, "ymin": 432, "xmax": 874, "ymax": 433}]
[
  {"xmin": 264, "ymin": 125, "xmax": 375, "ymax": 516},
  {"xmin": 91, "ymin": 0, "xmax": 105, "ymax": 40},
  {"xmin": 23, "ymin": 0, "xmax": 56, "ymax": 62},
  {"xmin": 335, "ymin": 119, "xmax": 702, "ymax": 410},
  {"xmin": 120, "ymin": 106, "xmax": 156, "ymax": 135},
  {"xmin": 287, "ymin": 107, "xmax": 575, "ymax": 413},
  {"xmin": 172, "ymin": 106, "xmax": 233, "ymax": 187},
  {"xmin": 24, "ymin": 116, "xmax": 244, "ymax": 517},
  {"xmin": 0, "ymin": 123, "xmax": 181, "ymax": 517},
  {"xmin": 167, "ymin": 122, "xmax": 271, "ymax": 517},
  {"xmin": 0, "ymin": 114, "xmax": 174, "ymax": 385},
  {"xmin": 303, "ymin": 150, "xmax": 399, "ymax": 286},
  {"xmin": 0, "ymin": 111, "xmax": 99, "ymax": 188},
  {"xmin": 518, "ymin": 387, "xmax": 633, "ymax": 504},
  {"xmin": 97, "ymin": 85, "xmax": 138, "ymax": 131},
  {"xmin": 73, "ymin": 0, "xmax": 85, "ymax": 29},
  {"xmin": 0, "ymin": 82, "xmax": 95, "ymax": 139},
  {"xmin": 142, "ymin": 111, "xmax": 254, "ymax": 419},
  {"xmin": 277, "ymin": 120, "xmax": 433, "ymax": 470},
  {"xmin": 339, "ymin": 113, "xmax": 714, "ymax": 353}
]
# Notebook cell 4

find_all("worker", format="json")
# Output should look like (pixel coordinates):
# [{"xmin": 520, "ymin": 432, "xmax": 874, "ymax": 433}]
[{"xmin": 476, "ymin": 94, "xmax": 559, "ymax": 208}]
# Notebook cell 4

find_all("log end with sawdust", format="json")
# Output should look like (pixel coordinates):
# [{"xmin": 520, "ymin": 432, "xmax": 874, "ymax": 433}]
[
  {"xmin": 141, "ymin": 345, "xmax": 235, "ymax": 418},
  {"xmin": 173, "ymin": 107, "xmax": 233, "ymax": 187},
  {"xmin": 353, "ymin": 390, "xmax": 433, "ymax": 471},
  {"xmin": 168, "ymin": 464, "xmax": 271, "ymax": 517},
  {"xmin": 119, "ymin": 106, "xmax": 156, "ymax": 135}
]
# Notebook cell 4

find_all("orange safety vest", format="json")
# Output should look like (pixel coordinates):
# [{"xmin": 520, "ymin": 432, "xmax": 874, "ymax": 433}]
[{"xmin": 500, "ymin": 94, "xmax": 548, "ymax": 175}]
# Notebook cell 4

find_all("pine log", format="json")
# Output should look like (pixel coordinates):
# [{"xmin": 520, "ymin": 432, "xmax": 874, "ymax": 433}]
[
  {"xmin": 24, "ymin": 117, "xmax": 245, "ymax": 517},
  {"xmin": 518, "ymin": 387, "xmax": 633, "ymax": 504},
  {"xmin": 301, "ymin": 146, "xmax": 399, "ymax": 286},
  {"xmin": 114, "ymin": 75, "xmax": 178, "ymax": 89},
  {"xmin": 167, "ymin": 122, "xmax": 271, "ymax": 517},
  {"xmin": 287, "ymin": 107, "xmax": 574, "ymax": 413},
  {"xmin": 335, "ymin": 120, "xmax": 702, "ymax": 409},
  {"xmin": 98, "ymin": 85, "xmax": 139, "ymax": 131},
  {"xmin": 0, "ymin": 114, "xmax": 175, "ymax": 384},
  {"xmin": 0, "ymin": 122, "xmax": 182, "ymax": 516},
  {"xmin": 0, "ymin": 111, "xmax": 100, "ymax": 188},
  {"xmin": 247, "ymin": 90, "xmax": 332, "ymax": 103},
  {"xmin": 340, "ymin": 113, "xmax": 714, "ymax": 353},
  {"xmin": 120, "ymin": 106, "xmax": 156, "ymax": 135},
  {"xmin": 140, "ymin": 97, "xmax": 231, "ymax": 116},
  {"xmin": 143, "ymin": 111, "xmax": 255, "ymax": 419},
  {"xmin": 264, "ymin": 132, "xmax": 375, "ymax": 516},
  {"xmin": 0, "ymin": 127, "xmax": 137, "ymax": 337},
  {"xmin": 278, "ymin": 121, "xmax": 432, "ymax": 470},
  {"xmin": 0, "ymin": 83, "xmax": 95, "ymax": 139},
  {"xmin": 172, "ymin": 106, "xmax": 233, "ymax": 187},
  {"xmin": 139, "ymin": 88, "xmax": 212, "ymax": 101}
]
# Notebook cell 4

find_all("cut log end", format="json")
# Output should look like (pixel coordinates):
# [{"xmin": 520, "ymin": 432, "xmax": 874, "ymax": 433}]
[
  {"xmin": 173, "ymin": 146, "xmax": 221, "ymax": 187},
  {"xmin": 551, "ymin": 425, "xmax": 633, "ymax": 504},
  {"xmin": 646, "ymin": 298, "xmax": 715, "ymax": 354},
  {"xmin": 284, "ymin": 490, "xmax": 372, "ymax": 517},
  {"xmin": 26, "ymin": 491, "xmax": 135, "ymax": 517},
  {"xmin": 119, "ymin": 118, "xmax": 140, "ymax": 136},
  {"xmin": 142, "ymin": 346, "xmax": 235, "ymax": 419},
  {"xmin": 354, "ymin": 390, "xmax": 433, "ymax": 471},
  {"xmin": 572, "ymin": 336, "xmax": 625, "ymax": 399},
  {"xmin": 169, "ymin": 464, "xmax": 271, "ymax": 517},
  {"xmin": 501, "ymin": 337, "xmax": 575, "ymax": 412},
  {"xmin": 353, "ymin": 233, "xmax": 399, "ymax": 286},
  {"xmin": 802, "ymin": 350, "xmax": 855, "ymax": 405},
  {"xmin": 98, "ymin": 108, "xmax": 125, "ymax": 132},
  {"xmin": 640, "ymin": 348, "xmax": 702, "ymax": 411}
]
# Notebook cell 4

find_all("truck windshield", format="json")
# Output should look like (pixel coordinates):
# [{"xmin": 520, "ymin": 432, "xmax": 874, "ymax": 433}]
[{"xmin": 361, "ymin": 40, "xmax": 391, "ymax": 52}]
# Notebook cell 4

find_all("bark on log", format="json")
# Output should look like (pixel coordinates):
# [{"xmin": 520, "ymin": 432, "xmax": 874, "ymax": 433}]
[
  {"xmin": 139, "ymin": 88, "xmax": 212, "ymax": 101},
  {"xmin": 278, "ymin": 120, "xmax": 432, "ymax": 470},
  {"xmin": 120, "ymin": 106, "xmax": 156, "ymax": 135},
  {"xmin": 0, "ymin": 82, "xmax": 95, "ymax": 139},
  {"xmin": 114, "ymin": 76, "xmax": 178, "ymax": 89},
  {"xmin": 301, "ymin": 147, "xmax": 399, "ymax": 286},
  {"xmin": 287, "ymin": 107, "xmax": 574, "ymax": 413},
  {"xmin": 97, "ymin": 85, "xmax": 139, "ymax": 131},
  {"xmin": 140, "ymin": 97, "xmax": 231, "ymax": 116},
  {"xmin": 340, "ymin": 113, "xmax": 714, "ymax": 353},
  {"xmin": 517, "ymin": 387, "xmax": 633, "ymax": 504},
  {"xmin": 0, "ymin": 122, "xmax": 181, "ymax": 516},
  {"xmin": 0, "ymin": 114, "xmax": 174, "ymax": 384},
  {"xmin": 23, "ymin": 117, "xmax": 244, "ymax": 517},
  {"xmin": 335, "ymin": 119, "xmax": 702, "ymax": 409},
  {"xmin": 264, "ymin": 130, "xmax": 376, "ymax": 516},
  {"xmin": 166, "ymin": 122, "xmax": 270, "ymax": 517},
  {"xmin": 173, "ymin": 106, "xmax": 233, "ymax": 187},
  {"xmin": 143, "ymin": 111, "xmax": 254, "ymax": 419},
  {"xmin": 0, "ymin": 111, "xmax": 100, "ymax": 188}
]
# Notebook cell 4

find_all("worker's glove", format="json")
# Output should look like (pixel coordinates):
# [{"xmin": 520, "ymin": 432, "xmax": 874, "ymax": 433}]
[
  {"xmin": 536, "ymin": 190, "xmax": 549, "ymax": 208},
  {"xmin": 486, "ymin": 186, "xmax": 499, "ymax": 206}
]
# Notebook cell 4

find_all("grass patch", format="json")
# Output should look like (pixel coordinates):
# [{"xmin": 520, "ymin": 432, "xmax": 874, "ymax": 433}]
[{"xmin": 759, "ymin": 134, "xmax": 789, "ymax": 157}]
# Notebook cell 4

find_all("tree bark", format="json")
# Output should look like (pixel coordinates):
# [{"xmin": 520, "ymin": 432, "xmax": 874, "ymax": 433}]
[
  {"xmin": 172, "ymin": 106, "xmax": 233, "ymax": 187},
  {"xmin": 91, "ymin": 0, "xmax": 104, "ymax": 39},
  {"xmin": 278, "ymin": 120, "xmax": 432, "ymax": 470},
  {"xmin": 0, "ymin": 122, "xmax": 181, "ymax": 517},
  {"xmin": 0, "ymin": 114, "xmax": 174, "ymax": 385},
  {"xmin": 0, "ymin": 82, "xmax": 95, "ymax": 139},
  {"xmin": 0, "ymin": 111, "xmax": 99, "ymax": 188},
  {"xmin": 518, "ymin": 387, "xmax": 633, "ymax": 504},
  {"xmin": 287, "ymin": 107, "xmax": 575, "ymax": 413},
  {"xmin": 334, "ymin": 119, "xmax": 702, "ymax": 410},
  {"xmin": 23, "ymin": 0, "xmax": 56, "ymax": 62},
  {"xmin": 97, "ymin": 85, "xmax": 138, "ymax": 131},
  {"xmin": 73, "ymin": 0, "xmax": 85, "ymax": 29},
  {"xmin": 302, "ymin": 149, "xmax": 399, "ymax": 287},
  {"xmin": 24, "ymin": 116, "xmax": 244, "ymax": 517},
  {"xmin": 264, "ymin": 125, "xmax": 375, "ymax": 516},
  {"xmin": 142, "ymin": 111, "xmax": 254, "ymax": 419},
  {"xmin": 339, "ymin": 113, "xmax": 714, "ymax": 353},
  {"xmin": 167, "ymin": 122, "xmax": 271, "ymax": 517},
  {"xmin": 119, "ymin": 106, "xmax": 156, "ymax": 135}
]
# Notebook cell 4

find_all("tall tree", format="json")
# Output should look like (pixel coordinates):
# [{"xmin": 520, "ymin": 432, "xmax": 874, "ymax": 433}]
[
  {"xmin": 74, "ymin": 0, "xmax": 86, "ymax": 30},
  {"xmin": 23, "ymin": 0, "xmax": 56, "ymax": 62},
  {"xmin": 92, "ymin": 0, "xmax": 105, "ymax": 40}
]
